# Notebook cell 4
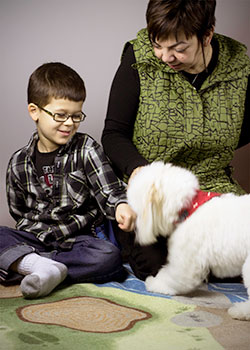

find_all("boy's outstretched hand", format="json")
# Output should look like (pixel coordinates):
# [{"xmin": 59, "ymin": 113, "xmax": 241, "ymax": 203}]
[{"xmin": 115, "ymin": 203, "xmax": 137, "ymax": 232}]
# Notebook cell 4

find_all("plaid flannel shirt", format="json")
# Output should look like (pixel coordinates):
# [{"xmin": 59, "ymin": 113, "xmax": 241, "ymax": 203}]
[{"xmin": 6, "ymin": 132, "xmax": 127, "ymax": 249}]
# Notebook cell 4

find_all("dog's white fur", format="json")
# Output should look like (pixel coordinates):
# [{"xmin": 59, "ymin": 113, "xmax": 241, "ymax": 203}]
[{"xmin": 127, "ymin": 161, "xmax": 250, "ymax": 320}]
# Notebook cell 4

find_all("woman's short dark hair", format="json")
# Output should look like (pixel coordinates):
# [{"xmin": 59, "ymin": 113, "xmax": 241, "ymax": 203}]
[
  {"xmin": 28, "ymin": 62, "xmax": 86, "ymax": 107},
  {"xmin": 146, "ymin": 0, "xmax": 216, "ymax": 44}
]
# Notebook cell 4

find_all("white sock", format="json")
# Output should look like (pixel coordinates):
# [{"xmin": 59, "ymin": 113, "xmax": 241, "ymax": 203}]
[{"xmin": 16, "ymin": 253, "xmax": 67, "ymax": 299}]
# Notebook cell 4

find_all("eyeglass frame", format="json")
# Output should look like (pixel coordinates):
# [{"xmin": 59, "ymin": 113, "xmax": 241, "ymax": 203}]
[{"xmin": 36, "ymin": 105, "xmax": 87, "ymax": 123}]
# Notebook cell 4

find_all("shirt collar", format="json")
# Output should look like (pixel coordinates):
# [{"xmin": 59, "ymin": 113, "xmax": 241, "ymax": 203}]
[{"xmin": 26, "ymin": 131, "xmax": 78, "ymax": 157}]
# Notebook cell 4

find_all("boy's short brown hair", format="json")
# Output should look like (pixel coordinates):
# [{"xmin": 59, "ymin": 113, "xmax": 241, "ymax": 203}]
[{"xmin": 28, "ymin": 62, "xmax": 86, "ymax": 107}]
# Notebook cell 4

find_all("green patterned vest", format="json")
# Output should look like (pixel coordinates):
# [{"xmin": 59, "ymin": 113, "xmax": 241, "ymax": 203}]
[{"xmin": 129, "ymin": 29, "xmax": 250, "ymax": 194}]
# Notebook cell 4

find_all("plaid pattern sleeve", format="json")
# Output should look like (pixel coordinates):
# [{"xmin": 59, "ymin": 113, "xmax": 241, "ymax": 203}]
[
  {"xmin": 6, "ymin": 132, "xmax": 127, "ymax": 248},
  {"xmin": 83, "ymin": 138, "xmax": 127, "ymax": 218}
]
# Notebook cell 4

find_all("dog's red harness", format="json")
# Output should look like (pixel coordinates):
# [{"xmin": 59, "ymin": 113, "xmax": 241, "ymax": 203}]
[{"xmin": 178, "ymin": 190, "xmax": 221, "ymax": 223}]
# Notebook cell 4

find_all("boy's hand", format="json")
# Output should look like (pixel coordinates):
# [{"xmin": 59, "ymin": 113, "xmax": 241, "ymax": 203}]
[{"xmin": 115, "ymin": 203, "xmax": 137, "ymax": 232}]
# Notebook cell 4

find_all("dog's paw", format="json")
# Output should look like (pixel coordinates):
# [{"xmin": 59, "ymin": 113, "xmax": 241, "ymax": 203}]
[
  {"xmin": 145, "ymin": 276, "xmax": 177, "ymax": 295},
  {"xmin": 228, "ymin": 301, "xmax": 250, "ymax": 321}
]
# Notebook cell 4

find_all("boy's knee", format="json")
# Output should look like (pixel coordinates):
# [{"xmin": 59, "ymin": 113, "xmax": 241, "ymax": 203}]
[{"xmin": 99, "ymin": 243, "xmax": 123, "ymax": 271}]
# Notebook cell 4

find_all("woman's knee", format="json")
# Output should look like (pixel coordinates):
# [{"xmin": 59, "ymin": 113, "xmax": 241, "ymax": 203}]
[{"xmin": 129, "ymin": 236, "xmax": 168, "ymax": 280}]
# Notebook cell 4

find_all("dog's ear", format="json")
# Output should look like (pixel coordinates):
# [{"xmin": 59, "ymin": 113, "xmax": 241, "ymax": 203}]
[
  {"xmin": 136, "ymin": 183, "xmax": 161, "ymax": 245},
  {"xmin": 150, "ymin": 183, "xmax": 164, "ymax": 224}
]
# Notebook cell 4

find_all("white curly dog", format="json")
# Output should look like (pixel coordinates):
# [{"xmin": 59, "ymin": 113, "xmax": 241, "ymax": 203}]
[{"xmin": 127, "ymin": 161, "xmax": 250, "ymax": 321}]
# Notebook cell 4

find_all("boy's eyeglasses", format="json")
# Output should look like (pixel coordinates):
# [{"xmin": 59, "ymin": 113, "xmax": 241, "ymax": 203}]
[{"xmin": 37, "ymin": 105, "xmax": 86, "ymax": 123}]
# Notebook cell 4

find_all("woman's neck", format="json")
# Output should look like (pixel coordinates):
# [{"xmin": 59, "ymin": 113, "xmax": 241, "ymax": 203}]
[{"xmin": 186, "ymin": 44, "xmax": 213, "ymax": 74}]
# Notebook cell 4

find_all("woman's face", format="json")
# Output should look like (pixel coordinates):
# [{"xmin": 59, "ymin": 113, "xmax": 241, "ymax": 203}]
[{"xmin": 152, "ymin": 32, "xmax": 206, "ymax": 74}]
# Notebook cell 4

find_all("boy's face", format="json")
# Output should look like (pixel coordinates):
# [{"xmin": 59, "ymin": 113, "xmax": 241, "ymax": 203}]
[{"xmin": 28, "ymin": 98, "xmax": 84, "ymax": 152}]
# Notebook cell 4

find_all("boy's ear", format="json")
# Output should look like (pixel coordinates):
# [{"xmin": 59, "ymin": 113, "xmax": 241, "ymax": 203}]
[{"xmin": 28, "ymin": 103, "xmax": 40, "ymax": 122}]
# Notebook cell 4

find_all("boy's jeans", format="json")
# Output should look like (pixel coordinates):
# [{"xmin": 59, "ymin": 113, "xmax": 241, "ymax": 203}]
[{"xmin": 0, "ymin": 226, "xmax": 126, "ymax": 285}]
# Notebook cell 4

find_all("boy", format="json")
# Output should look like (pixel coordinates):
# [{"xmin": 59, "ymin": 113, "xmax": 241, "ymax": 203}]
[{"xmin": 0, "ymin": 62, "xmax": 136, "ymax": 299}]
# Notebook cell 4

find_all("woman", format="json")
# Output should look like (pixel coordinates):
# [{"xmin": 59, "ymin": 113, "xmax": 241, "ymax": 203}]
[{"xmin": 102, "ymin": 0, "xmax": 250, "ymax": 280}]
